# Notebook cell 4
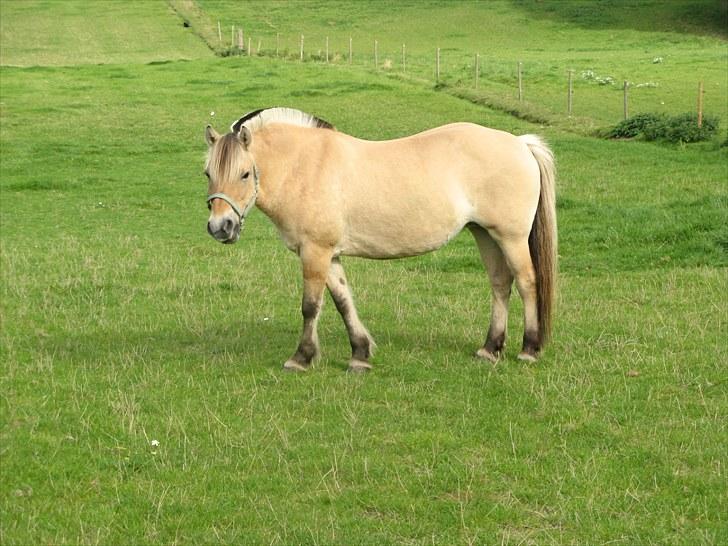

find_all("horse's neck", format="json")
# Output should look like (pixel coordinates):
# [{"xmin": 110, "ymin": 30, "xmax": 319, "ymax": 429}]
[{"xmin": 249, "ymin": 125, "xmax": 305, "ymax": 220}]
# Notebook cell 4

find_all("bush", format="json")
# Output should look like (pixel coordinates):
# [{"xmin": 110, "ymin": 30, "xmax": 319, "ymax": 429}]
[
  {"xmin": 661, "ymin": 113, "xmax": 719, "ymax": 143},
  {"xmin": 608, "ymin": 113, "xmax": 665, "ymax": 138},
  {"xmin": 607, "ymin": 112, "xmax": 719, "ymax": 143}
]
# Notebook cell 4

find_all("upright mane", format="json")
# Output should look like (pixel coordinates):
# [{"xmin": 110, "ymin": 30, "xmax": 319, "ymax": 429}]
[{"xmin": 231, "ymin": 107, "xmax": 335, "ymax": 135}]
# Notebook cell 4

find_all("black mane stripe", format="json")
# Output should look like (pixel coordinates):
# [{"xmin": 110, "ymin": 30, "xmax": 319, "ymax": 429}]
[
  {"xmin": 231, "ymin": 108, "xmax": 266, "ymax": 134},
  {"xmin": 230, "ymin": 107, "xmax": 335, "ymax": 134}
]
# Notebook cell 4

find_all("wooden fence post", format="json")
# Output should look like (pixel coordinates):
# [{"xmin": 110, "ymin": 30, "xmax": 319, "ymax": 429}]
[
  {"xmin": 517, "ymin": 61, "xmax": 523, "ymax": 101},
  {"xmin": 231, "ymin": 25, "xmax": 235, "ymax": 48},
  {"xmin": 248, "ymin": 37, "xmax": 252, "ymax": 56},
  {"xmin": 300, "ymin": 35, "xmax": 304, "ymax": 61},
  {"xmin": 623, "ymin": 80, "xmax": 629, "ymax": 120},
  {"xmin": 237, "ymin": 29, "xmax": 244, "ymax": 52},
  {"xmin": 475, "ymin": 53, "xmax": 480, "ymax": 89},
  {"xmin": 697, "ymin": 81, "xmax": 704, "ymax": 128},
  {"xmin": 217, "ymin": 21, "xmax": 222, "ymax": 44},
  {"xmin": 567, "ymin": 70, "xmax": 574, "ymax": 116},
  {"xmin": 349, "ymin": 37, "xmax": 353, "ymax": 64},
  {"xmin": 326, "ymin": 37, "xmax": 329, "ymax": 63}
]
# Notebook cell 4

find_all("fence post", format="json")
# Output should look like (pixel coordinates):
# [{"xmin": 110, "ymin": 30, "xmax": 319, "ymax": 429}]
[
  {"xmin": 567, "ymin": 69, "xmax": 574, "ymax": 116},
  {"xmin": 475, "ymin": 53, "xmax": 480, "ymax": 89},
  {"xmin": 623, "ymin": 81, "xmax": 629, "ymax": 120},
  {"xmin": 300, "ymin": 35, "xmax": 304, "ymax": 61},
  {"xmin": 349, "ymin": 37, "xmax": 353, "ymax": 64},
  {"xmin": 217, "ymin": 21, "xmax": 222, "ymax": 44},
  {"xmin": 697, "ymin": 81, "xmax": 704, "ymax": 128},
  {"xmin": 517, "ymin": 61, "xmax": 523, "ymax": 101},
  {"xmin": 231, "ymin": 25, "xmax": 235, "ymax": 48},
  {"xmin": 248, "ymin": 37, "xmax": 252, "ymax": 56},
  {"xmin": 402, "ymin": 44, "xmax": 406, "ymax": 73},
  {"xmin": 436, "ymin": 47, "xmax": 440, "ymax": 83},
  {"xmin": 375, "ymin": 40, "xmax": 378, "ymax": 69},
  {"xmin": 238, "ymin": 29, "xmax": 244, "ymax": 52},
  {"xmin": 276, "ymin": 34, "xmax": 279, "ymax": 57}
]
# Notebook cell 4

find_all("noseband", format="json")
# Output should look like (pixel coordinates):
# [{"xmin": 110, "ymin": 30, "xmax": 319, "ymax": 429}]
[{"xmin": 206, "ymin": 165, "xmax": 260, "ymax": 223}]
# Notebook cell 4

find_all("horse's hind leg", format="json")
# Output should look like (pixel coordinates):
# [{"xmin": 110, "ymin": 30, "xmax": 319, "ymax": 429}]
[
  {"xmin": 283, "ymin": 244, "xmax": 334, "ymax": 372},
  {"xmin": 470, "ymin": 225, "xmax": 514, "ymax": 363},
  {"xmin": 326, "ymin": 258, "xmax": 375, "ymax": 373},
  {"xmin": 497, "ymin": 237, "xmax": 541, "ymax": 361}
]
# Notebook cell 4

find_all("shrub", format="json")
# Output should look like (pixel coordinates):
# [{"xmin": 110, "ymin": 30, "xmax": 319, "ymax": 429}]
[
  {"xmin": 661, "ymin": 113, "xmax": 719, "ymax": 143},
  {"xmin": 608, "ymin": 113, "xmax": 665, "ymax": 138},
  {"xmin": 608, "ymin": 112, "xmax": 719, "ymax": 143}
]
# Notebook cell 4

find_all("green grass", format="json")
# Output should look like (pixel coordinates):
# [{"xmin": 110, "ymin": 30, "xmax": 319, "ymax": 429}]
[
  {"xmin": 1, "ymin": 2, "xmax": 727, "ymax": 545},
  {"xmin": 0, "ymin": 0, "xmax": 211, "ymax": 66}
]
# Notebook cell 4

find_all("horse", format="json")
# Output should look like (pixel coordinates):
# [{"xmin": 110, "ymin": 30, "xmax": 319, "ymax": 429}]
[{"xmin": 203, "ymin": 107, "xmax": 557, "ymax": 373}]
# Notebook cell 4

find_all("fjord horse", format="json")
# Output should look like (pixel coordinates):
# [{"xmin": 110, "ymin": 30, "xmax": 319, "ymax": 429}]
[{"xmin": 204, "ymin": 108, "xmax": 557, "ymax": 372}]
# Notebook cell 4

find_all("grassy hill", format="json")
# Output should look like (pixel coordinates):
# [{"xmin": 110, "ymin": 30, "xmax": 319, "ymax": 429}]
[
  {"xmin": 181, "ymin": 0, "xmax": 728, "ymax": 134},
  {"xmin": 1, "ymin": 2, "xmax": 726, "ymax": 545}
]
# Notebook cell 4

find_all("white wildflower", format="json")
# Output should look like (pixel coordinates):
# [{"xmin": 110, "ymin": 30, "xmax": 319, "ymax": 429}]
[{"xmin": 151, "ymin": 439, "xmax": 160, "ymax": 447}]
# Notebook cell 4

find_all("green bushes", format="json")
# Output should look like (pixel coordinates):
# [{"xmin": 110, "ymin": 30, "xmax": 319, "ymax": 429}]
[
  {"xmin": 607, "ymin": 113, "xmax": 665, "ymax": 138},
  {"xmin": 608, "ymin": 112, "xmax": 719, "ymax": 143}
]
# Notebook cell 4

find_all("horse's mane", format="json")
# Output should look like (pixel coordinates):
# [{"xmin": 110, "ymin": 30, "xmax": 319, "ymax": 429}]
[{"xmin": 231, "ymin": 107, "xmax": 335, "ymax": 134}]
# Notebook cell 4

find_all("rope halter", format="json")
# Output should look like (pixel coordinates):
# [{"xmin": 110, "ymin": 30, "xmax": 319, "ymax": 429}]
[{"xmin": 206, "ymin": 164, "xmax": 259, "ymax": 224}]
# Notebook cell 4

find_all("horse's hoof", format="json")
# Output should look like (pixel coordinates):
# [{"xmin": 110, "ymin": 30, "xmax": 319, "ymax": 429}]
[
  {"xmin": 517, "ymin": 351, "xmax": 537, "ymax": 363},
  {"xmin": 475, "ymin": 348, "xmax": 499, "ymax": 363},
  {"xmin": 283, "ymin": 360, "xmax": 309, "ymax": 372},
  {"xmin": 347, "ymin": 359, "xmax": 372, "ymax": 373}
]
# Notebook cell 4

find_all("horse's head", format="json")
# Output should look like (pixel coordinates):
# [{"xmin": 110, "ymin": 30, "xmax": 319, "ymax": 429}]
[{"xmin": 204, "ymin": 125, "xmax": 258, "ymax": 244}]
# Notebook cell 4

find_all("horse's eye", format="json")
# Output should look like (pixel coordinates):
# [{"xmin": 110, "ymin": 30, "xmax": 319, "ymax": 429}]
[
  {"xmin": 204, "ymin": 171, "xmax": 210, "ymax": 179},
  {"xmin": 207, "ymin": 202, "xmax": 211, "ymax": 211},
  {"xmin": 242, "ymin": 171, "xmax": 250, "ymax": 180}
]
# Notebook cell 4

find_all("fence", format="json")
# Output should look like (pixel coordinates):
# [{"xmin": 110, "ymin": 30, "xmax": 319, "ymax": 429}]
[{"xmin": 214, "ymin": 24, "xmax": 711, "ymax": 128}]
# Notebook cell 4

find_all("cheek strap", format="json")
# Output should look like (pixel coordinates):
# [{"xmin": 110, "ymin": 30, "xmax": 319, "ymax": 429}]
[{"xmin": 206, "ymin": 165, "xmax": 259, "ymax": 222}]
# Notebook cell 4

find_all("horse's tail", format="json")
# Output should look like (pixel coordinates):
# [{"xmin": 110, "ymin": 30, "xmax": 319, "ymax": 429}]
[{"xmin": 520, "ymin": 134, "xmax": 558, "ymax": 346}]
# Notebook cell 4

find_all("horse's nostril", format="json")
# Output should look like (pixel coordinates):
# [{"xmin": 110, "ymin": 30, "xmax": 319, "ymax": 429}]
[
  {"xmin": 207, "ymin": 222, "xmax": 214, "ymax": 236},
  {"xmin": 223, "ymin": 218, "xmax": 234, "ymax": 235}
]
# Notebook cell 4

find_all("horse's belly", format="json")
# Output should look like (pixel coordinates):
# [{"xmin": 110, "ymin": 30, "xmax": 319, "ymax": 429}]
[{"xmin": 337, "ymin": 218, "xmax": 466, "ymax": 259}]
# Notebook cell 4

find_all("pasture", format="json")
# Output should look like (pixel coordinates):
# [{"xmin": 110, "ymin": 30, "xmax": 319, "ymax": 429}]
[{"xmin": 1, "ymin": 1, "xmax": 726, "ymax": 545}]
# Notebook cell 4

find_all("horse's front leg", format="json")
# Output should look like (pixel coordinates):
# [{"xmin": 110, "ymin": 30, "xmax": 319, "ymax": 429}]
[
  {"xmin": 283, "ymin": 244, "xmax": 334, "ymax": 372},
  {"xmin": 326, "ymin": 258, "xmax": 375, "ymax": 373}
]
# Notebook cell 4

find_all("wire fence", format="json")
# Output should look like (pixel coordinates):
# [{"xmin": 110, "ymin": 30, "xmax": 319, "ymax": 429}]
[{"xmin": 215, "ymin": 25, "xmax": 712, "ymax": 130}]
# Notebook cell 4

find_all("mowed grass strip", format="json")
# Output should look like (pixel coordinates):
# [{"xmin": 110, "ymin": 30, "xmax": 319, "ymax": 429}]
[{"xmin": 0, "ymin": 0, "xmax": 211, "ymax": 66}]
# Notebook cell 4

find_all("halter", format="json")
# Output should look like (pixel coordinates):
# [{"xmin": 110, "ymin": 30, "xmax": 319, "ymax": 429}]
[{"xmin": 206, "ymin": 165, "xmax": 259, "ymax": 224}]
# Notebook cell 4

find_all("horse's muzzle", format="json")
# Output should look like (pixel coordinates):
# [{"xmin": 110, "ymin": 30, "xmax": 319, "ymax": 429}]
[{"xmin": 207, "ymin": 216, "xmax": 240, "ymax": 244}]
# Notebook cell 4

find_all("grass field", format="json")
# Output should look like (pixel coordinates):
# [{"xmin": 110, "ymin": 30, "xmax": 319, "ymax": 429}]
[{"xmin": 1, "ymin": 1, "xmax": 727, "ymax": 545}]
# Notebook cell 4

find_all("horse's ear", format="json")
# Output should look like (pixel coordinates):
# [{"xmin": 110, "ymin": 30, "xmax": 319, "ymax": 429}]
[
  {"xmin": 205, "ymin": 125, "xmax": 220, "ymax": 147},
  {"xmin": 238, "ymin": 126, "xmax": 252, "ymax": 149}
]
